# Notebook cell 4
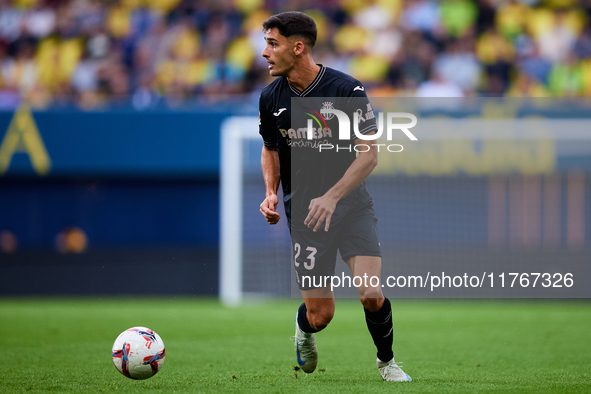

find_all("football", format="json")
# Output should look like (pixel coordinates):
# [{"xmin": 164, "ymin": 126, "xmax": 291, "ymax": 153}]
[{"xmin": 111, "ymin": 327, "xmax": 166, "ymax": 380}]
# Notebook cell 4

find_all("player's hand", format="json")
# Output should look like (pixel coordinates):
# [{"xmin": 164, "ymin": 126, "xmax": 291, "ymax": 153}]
[
  {"xmin": 305, "ymin": 194, "xmax": 337, "ymax": 232},
  {"xmin": 260, "ymin": 194, "xmax": 281, "ymax": 225}
]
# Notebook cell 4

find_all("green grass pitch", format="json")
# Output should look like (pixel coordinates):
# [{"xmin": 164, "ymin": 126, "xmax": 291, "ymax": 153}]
[{"xmin": 0, "ymin": 298, "xmax": 590, "ymax": 393}]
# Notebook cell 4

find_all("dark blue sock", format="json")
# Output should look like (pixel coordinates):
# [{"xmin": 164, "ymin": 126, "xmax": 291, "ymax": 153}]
[
  {"xmin": 297, "ymin": 302, "xmax": 319, "ymax": 333},
  {"xmin": 364, "ymin": 298, "xmax": 394, "ymax": 362}
]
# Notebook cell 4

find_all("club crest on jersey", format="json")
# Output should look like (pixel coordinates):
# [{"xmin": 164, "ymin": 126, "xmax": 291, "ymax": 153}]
[{"xmin": 320, "ymin": 102, "xmax": 335, "ymax": 120}]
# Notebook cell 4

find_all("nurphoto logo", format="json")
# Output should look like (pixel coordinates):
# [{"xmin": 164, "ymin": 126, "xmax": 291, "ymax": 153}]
[{"xmin": 306, "ymin": 107, "xmax": 418, "ymax": 152}]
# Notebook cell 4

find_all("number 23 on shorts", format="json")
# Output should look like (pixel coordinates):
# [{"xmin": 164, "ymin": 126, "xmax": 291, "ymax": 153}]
[{"xmin": 294, "ymin": 243, "xmax": 317, "ymax": 270}]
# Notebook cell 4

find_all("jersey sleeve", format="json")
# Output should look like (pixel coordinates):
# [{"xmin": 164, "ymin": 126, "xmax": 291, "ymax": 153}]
[
  {"xmin": 345, "ymin": 82, "xmax": 378, "ymax": 137},
  {"xmin": 259, "ymin": 92, "xmax": 276, "ymax": 148}
]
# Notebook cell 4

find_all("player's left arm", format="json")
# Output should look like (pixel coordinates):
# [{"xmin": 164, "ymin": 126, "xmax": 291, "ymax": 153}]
[{"xmin": 304, "ymin": 132, "xmax": 378, "ymax": 232}]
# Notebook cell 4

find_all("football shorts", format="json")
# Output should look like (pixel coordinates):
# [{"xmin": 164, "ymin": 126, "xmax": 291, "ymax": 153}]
[{"xmin": 291, "ymin": 200, "xmax": 381, "ymax": 290}]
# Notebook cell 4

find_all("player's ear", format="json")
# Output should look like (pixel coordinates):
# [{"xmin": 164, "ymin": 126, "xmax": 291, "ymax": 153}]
[{"xmin": 293, "ymin": 40, "xmax": 305, "ymax": 56}]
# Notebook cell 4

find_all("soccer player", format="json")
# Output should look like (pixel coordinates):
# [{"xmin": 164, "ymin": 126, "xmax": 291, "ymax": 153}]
[{"xmin": 258, "ymin": 11, "xmax": 411, "ymax": 382}]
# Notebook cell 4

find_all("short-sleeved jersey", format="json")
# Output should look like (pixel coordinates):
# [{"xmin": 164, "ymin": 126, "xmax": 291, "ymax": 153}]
[{"xmin": 259, "ymin": 65, "xmax": 378, "ymax": 229}]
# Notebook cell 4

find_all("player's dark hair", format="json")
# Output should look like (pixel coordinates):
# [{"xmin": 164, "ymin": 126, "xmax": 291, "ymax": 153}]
[{"xmin": 262, "ymin": 11, "xmax": 317, "ymax": 48}]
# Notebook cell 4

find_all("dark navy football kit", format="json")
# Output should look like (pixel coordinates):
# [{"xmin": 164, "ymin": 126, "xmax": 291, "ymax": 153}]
[{"xmin": 259, "ymin": 65, "xmax": 381, "ymax": 289}]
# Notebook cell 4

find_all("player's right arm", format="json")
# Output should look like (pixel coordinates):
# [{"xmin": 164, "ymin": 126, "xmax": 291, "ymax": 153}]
[
  {"xmin": 259, "ymin": 91, "xmax": 281, "ymax": 225},
  {"xmin": 260, "ymin": 145, "xmax": 281, "ymax": 224}
]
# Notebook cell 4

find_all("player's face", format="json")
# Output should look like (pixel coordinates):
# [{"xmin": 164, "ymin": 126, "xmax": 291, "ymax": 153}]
[{"xmin": 262, "ymin": 28, "xmax": 296, "ymax": 77}]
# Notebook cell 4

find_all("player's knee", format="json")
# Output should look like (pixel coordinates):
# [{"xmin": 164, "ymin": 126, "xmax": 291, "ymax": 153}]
[
  {"xmin": 360, "ymin": 294, "xmax": 384, "ymax": 312},
  {"xmin": 307, "ymin": 308, "xmax": 334, "ymax": 330}
]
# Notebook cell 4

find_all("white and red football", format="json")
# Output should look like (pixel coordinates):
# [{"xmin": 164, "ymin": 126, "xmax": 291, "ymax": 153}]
[{"xmin": 111, "ymin": 327, "xmax": 165, "ymax": 380}]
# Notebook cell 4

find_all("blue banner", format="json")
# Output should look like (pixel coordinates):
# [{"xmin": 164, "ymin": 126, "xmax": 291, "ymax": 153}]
[{"xmin": 0, "ymin": 106, "xmax": 225, "ymax": 177}]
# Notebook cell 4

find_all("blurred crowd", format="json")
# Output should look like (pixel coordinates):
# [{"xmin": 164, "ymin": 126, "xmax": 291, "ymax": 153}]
[{"xmin": 1, "ymin": 0, "xmax": 591, "ymax": 110}]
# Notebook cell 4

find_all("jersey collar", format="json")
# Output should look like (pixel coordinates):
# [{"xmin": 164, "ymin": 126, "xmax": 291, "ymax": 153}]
[{"xmin": 288, "ymin": 64, "xmax": 326, "ymax": 97}]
